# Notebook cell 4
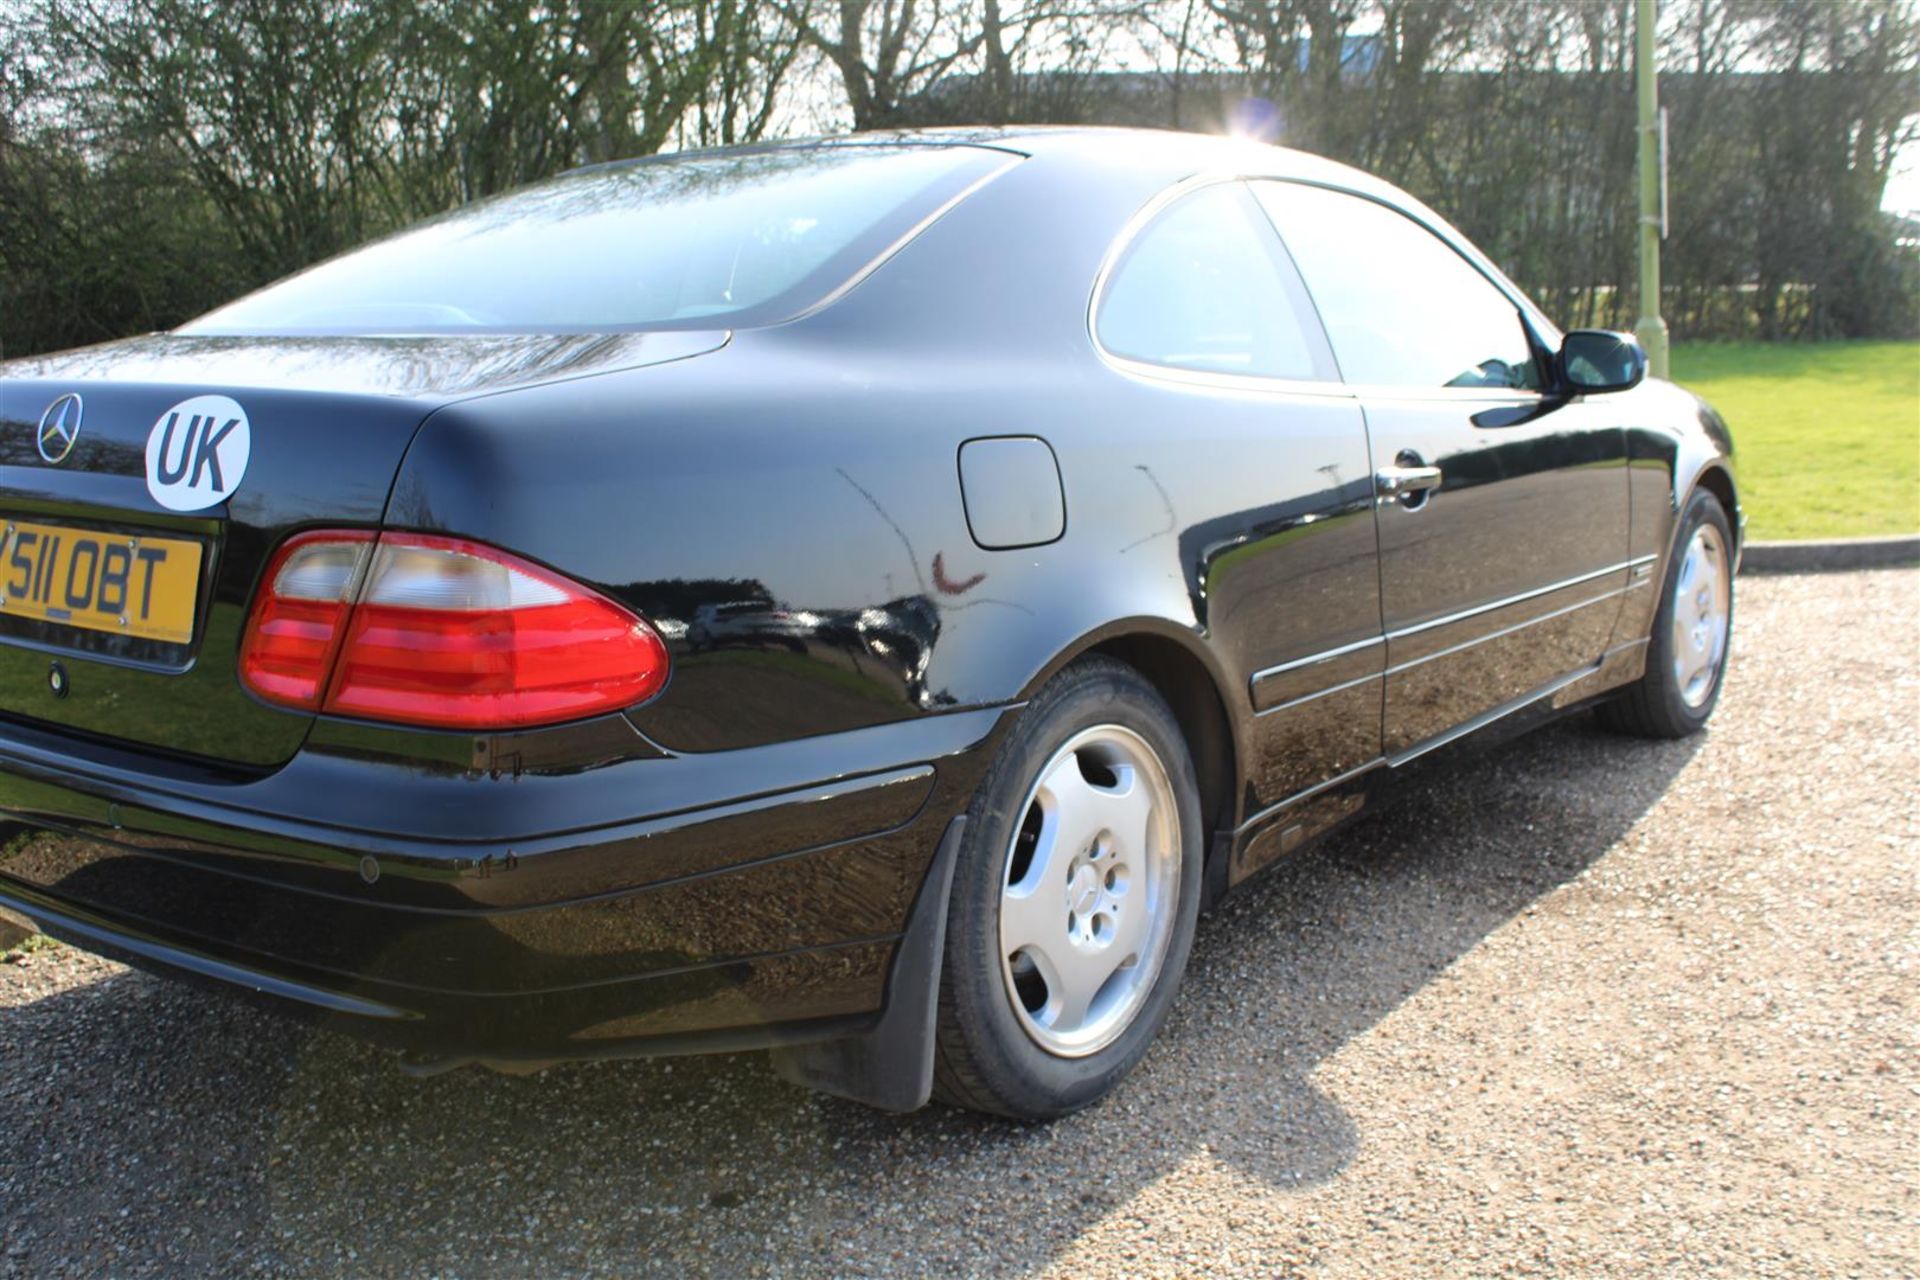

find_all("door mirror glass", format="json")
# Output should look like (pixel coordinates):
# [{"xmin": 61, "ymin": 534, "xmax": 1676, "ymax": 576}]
[{"xmin": 1559, "ymin": 330, "xmax": 1647, "ymax": 393}]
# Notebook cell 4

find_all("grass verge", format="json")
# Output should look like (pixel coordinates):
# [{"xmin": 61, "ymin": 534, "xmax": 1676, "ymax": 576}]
[{"xmin": 1671, "ymin": 341, "xmax": 1919, "ymax": 541}]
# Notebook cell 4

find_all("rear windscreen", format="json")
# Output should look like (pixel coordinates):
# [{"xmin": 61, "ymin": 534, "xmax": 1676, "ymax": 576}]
[{"xmin": 183, "ymin": 145, "xmax": 1014, "ymax": 336}]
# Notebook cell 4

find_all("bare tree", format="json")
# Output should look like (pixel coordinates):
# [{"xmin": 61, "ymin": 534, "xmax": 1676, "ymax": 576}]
[
  {"xmin": 683, "ymin": 0, "xmax": 808, "ymax": 146},
  {"xmin": 3, "ymin": 0, "xmax": 1916, "ymax": 359},
  {"xmin": 775, "ymin": 0, "xmax": 984, "ymax": 127}
]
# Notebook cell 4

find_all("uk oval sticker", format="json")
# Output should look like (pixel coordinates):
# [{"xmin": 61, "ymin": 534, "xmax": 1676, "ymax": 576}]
[{"xmin": 146, "ymin": 394, "xmax": 251, "ymax": 511}]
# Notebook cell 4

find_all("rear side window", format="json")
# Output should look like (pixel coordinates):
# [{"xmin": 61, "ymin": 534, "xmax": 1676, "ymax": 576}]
[
  {"xmin": 1096, "ymin": 183, "xmax": 1333, "ymax": 381},
  {"xmin": 183, "ymin": 146, "xmax": 1013, "ymax": 336},
  {"xmin": 1252, "ymin": 182, "xmax": 1542, "ymax": 392}
]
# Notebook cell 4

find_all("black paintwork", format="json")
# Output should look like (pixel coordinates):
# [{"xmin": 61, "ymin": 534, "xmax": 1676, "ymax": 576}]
[{"xmin": 0, "ymin": 128, "xmax": 1737, "ymax": 1082}]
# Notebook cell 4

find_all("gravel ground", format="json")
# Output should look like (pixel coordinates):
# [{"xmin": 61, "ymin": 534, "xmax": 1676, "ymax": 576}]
[{"xmin": 0, "ymin": 568, "xmax": 1914, "ymax": 1278}]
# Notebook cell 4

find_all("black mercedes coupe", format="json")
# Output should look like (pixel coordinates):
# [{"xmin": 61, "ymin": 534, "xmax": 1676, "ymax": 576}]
[{"xmin": 0, "ymin": 128, "xmax": 1738, "ymax": 1119}]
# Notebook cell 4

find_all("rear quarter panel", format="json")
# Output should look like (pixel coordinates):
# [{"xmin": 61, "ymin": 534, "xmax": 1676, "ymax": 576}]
[{"xmin": 385, "ymin": 337, "xmax": 1221, "ymax": 751}]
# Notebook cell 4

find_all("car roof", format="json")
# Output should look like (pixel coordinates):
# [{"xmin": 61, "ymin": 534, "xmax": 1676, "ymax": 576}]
[
  {"xmin": 798, "ymin": 125, "xmax": 1561, "ymax": 350},
  {"xmin": 572, "ymin": 125, "xmax": 1398, "ymax": 201}
]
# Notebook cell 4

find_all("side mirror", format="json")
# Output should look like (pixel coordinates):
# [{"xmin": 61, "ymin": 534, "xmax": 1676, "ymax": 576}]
[{"xmin": 1558, "ymin": 330, "xmax": 1647, "ymax": 394}]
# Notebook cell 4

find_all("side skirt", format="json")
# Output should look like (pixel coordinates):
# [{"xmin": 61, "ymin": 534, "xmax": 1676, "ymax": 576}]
[{"xmin": 1221, "ymin": 638, "xmax": 1649, "ymax": 893}]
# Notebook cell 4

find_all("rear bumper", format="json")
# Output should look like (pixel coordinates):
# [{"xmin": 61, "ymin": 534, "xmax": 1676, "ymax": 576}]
[{"xmin": 0, "ymin": 706, "xmax": 1009, "ymax": 1060}]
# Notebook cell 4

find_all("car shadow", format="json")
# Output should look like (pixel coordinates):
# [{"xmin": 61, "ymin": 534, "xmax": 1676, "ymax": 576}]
[{"xmin": 0, "ymin": 715, "xmax": 1704, "ymax": 1277}]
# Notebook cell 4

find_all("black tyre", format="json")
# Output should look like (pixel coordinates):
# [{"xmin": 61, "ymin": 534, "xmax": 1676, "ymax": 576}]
[
  {"xmin": 1598, "ymin": 487, "xmax": 1735, "ymax": 739},
  {"xmin": 932, "ymin": 657, "xmax": 1204, "ymax": 1120}
]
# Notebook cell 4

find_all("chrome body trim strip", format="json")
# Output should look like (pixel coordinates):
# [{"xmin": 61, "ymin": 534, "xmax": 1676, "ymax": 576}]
[
  {"xmin": 1385, "ymin": 585, "xmax": 1628, "ymax": 676},
  {"xmin": 1249, "ymin": 634, "xmax": 1384, "ymax": 687},
  {"xmin": 1258, "ymin": 669, "xmax": 1384, "ymax": 717},
  {"xmin": 1236, "ymin": 630, "xmax": 1656, "ymax": 837},
  {"xmin": 1251, "ymin": 558, "xmax": 1652, "ymax": 715},
  {"xmin": 1097, "ymin": 353, "xmax": 1355, "ymax": 400},
  {"xmin": 1386, "ymin": 557, "xmax": 1649, "ymax": 643}
]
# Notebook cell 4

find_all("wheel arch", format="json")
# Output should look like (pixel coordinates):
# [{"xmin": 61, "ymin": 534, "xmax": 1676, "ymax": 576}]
[
  {"xmin": 1016, "ymin": 618, "xmax": 1246, "ymax": 866},
  {"xmin": 1692, "ymin": 462, "xmax": 1742, "ymax": 560}
]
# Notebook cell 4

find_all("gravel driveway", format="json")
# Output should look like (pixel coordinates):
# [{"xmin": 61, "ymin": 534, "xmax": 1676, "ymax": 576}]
[{"xmin": 2, "ymin": 568, "xmax": 1914, "ymax": 1278}]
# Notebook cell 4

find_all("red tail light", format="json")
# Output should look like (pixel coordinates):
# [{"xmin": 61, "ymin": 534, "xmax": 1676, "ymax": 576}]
[
  {"xmin": 239, "ymin": 531, "xmax": 669, "ymax": 730},
  {"xmin": 238, "ymin": 532, "xmax": 373, "ymax": 711}
]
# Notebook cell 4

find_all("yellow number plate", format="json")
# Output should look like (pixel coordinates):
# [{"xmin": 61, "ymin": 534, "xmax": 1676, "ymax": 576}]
[{"xmin": 0, "ymin": 519, "xmax": 203, "ymax": 644}]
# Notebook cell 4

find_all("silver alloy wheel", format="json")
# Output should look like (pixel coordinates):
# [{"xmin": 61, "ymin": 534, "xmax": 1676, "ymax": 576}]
[
  {"xmin": 1671, "ymin": 523, "xmax": 1731, "ymax": 708},
  {"xmin": 997, "ymin": 724, "xmax": 1181, "ymax": 1058}
]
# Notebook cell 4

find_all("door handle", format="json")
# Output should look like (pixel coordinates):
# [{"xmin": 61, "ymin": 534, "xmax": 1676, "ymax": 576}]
[{"xmin": 1375, "ymin": 454, "xmax": 1444, "ymax": 505}]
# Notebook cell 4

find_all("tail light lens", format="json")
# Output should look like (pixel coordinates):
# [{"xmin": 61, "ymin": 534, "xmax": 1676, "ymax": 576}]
[
  {"xmin": 237, "ymin": 532, "xmax": 372, "ymax": 711},
  {"xmin": 239, "ymin": 531, "xmax": 669, "ymax": 730}
]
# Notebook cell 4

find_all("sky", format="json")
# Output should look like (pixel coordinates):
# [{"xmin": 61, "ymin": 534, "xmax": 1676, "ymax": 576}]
[{"xmin": 1885, "ymin": 142, "xmax": 1920, "ymax": 216}]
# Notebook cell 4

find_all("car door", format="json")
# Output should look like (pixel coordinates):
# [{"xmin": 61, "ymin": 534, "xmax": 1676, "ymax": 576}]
[
  {"xmin": 1091, "ymin": 180, "xmax": 1384, "ymax": 825},
  {"xmin": 1253, "ymin": 181, "xmax": 1631, "ymax": 757}
]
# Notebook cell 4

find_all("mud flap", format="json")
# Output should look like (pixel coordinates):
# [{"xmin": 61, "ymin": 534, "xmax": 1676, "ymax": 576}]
[{"xmin": 769, "ymin": 815, "xmax": 967, "ymax": 1112}]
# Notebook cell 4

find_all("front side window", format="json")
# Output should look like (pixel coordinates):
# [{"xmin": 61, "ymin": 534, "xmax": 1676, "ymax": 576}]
[
  {"xmin": 1096, "ymin": 182, "xmax": 1333, "ymax": 381},
  {"xmin": 1252, "ymin": 182, "xmax": 1541, "ymax": 392},
  {"xmin": 184, "ymin": 145, "xmax": 1013, "ymax": 336}
]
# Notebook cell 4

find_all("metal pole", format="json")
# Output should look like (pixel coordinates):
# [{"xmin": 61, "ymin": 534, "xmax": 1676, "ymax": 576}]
[{"xmin": 1635, "ymin": 0, "xmax": 1670, "ymax": 377}]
